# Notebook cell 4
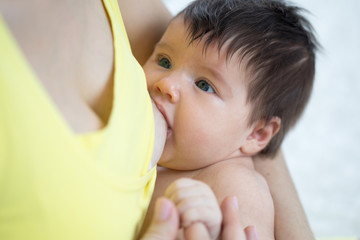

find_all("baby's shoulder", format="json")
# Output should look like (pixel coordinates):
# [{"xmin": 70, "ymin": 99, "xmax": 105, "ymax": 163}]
[
  {"xmin": 196, "ymin": 158, "xmax": 275, "ymax": 238},
  {"xmin": 196, "ymin": 158, "xmax": 268, "ymax": 190},
  {"xmin": 194, "ymin": 158, "xmax": 272, "ymax": 211}
]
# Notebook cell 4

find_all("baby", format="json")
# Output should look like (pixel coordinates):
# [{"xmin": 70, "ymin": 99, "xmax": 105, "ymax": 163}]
[{"xmin": 143, "ymin": 0, "xmax": 318, "ymax": 239}]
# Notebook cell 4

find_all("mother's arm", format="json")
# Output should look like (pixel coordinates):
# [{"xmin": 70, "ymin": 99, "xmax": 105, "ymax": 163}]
[
  {"xmin": 253, "ymin": 151, "xmax": 315, "ymax": 240},
  {"xmin": 117, "ymin": 0, "xmax": 172, "ymax": 65}
]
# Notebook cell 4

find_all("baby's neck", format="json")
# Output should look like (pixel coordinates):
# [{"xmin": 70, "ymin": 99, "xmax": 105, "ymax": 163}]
[{"xmin": 158, "ymin": 155, "xmax": 254, "ymax": 177}]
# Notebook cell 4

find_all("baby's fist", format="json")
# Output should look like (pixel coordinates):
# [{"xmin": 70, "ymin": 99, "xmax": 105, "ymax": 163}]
[{"xmin": 165, "ymin": 178, "xmax": 221, "ymax": 240}]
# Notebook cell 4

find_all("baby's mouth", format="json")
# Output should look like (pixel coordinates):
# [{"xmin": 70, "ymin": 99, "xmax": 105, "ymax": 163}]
[
  {"xmin": 154, "ymin": 102, "xmax": 172, "ymax": 137},
  {"xmin": 167, "ymin": 126, "xmax": 172, "ymax": 138}
]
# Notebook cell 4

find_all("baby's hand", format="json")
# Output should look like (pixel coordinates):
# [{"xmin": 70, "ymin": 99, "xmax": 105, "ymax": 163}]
[{"xmin": 165, "ymin": 178, "xmax": 221, "ymax": 240}]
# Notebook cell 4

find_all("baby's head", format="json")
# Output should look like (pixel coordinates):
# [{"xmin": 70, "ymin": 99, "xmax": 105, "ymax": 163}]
[
  {"xmin": 180, "ymin": 0, "xmax": 319, "ymax": 156},
  {"xmin": 144, "ymin": 0, "xmax": 318, "ymax": 170}
]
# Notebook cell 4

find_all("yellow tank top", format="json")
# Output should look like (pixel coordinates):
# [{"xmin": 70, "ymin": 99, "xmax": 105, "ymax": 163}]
[{"xmin": 0, "ymin": 1, "xmax": 156, "ymax": 239}]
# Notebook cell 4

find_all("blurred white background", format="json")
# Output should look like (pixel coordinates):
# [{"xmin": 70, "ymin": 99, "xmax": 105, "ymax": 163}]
[{"xmin": 162, "ymin": 0, "xmax": 360, "ymax": 238}]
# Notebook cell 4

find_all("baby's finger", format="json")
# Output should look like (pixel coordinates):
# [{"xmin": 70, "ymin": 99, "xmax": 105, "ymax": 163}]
[
  {"xmin": 180, "ymin": 206, "xmax": 221, "ymax": 228},
  {"xmin": 165, "ymin": 179, "xmax": 215, "ymax": 204},
  {"xmin": 176, "ymin": 196, "xmax": 219, "ymax": 216},
  {"xmin": 181, "ymin": 207, "xmax": 221, "ymax": 239},
  {"xmin": 165, "ymin": 178, "xmax": 199, "ymax": 193}
]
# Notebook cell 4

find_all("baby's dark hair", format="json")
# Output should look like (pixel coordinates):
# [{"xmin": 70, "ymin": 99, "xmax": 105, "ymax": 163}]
[{"xmin": 179, "ymin": 0, "xmax": 319, "ymax": 157}]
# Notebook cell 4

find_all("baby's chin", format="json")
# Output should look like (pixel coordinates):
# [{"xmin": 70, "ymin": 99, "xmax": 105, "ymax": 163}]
[{"xmin": 157, "ymin": 158, "xmax": 207, "ymax": 171}]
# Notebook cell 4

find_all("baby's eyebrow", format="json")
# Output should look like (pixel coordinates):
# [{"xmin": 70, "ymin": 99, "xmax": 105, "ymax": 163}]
[{"xmin": 155, "ymin": 42, "xmax": 174, "ymax": 53}]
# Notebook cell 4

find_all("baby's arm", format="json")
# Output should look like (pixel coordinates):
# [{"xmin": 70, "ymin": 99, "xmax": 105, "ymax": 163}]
[
  {"xmin": 165, "ymin": 178, "xmax": 222, "ymax": 240},
  {"xmin": 199, "ymin": 159, "xmax": 275, "ymax": 239}
]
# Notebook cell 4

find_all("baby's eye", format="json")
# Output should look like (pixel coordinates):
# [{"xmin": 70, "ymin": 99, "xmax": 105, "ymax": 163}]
[
  {"xmin": 158, "ymin": 57, "xmax": 172, "ymax": 69},
  {"xmin": 195, "ymin": 80, "xmax": 215, "ymax": 93}
]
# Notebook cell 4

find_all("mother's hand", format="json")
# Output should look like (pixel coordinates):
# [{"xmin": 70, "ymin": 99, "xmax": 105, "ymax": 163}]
[
  {"xmin": 140, "ymin": 198, "xmax": 179, "ymax": 240},
  {"xmin": 141, "ymin": 196, "xmax": 258, "ymax": 240},
  {"xmin": 220, "ymin": 196, "xmax": 258, "ymax": 240}
]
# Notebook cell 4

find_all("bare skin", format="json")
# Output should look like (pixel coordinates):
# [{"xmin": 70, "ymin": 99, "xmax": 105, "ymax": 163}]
[
  {"xmin": 141, "ymin": 157, "xmax": 275, "ymax": 239},
  {"xmin": 1, "ymin": 0, "xmax": 114, "ymax": 133},
  {"xmin": 1, "ymin": 0, "xmax": 167, "ymax": 166},
  {"xmin": 118, "ymin": 0, "xmax": 172, "ymax": 66},
  {"xmin": 1, "ymin": 0, "xmax": 314, "ymax": 239},
  {"xmin": 121, "ymin": 1, "xmax": 314, "ymax": 238},
  {"xmin": 141, "ymin": 196, "xmax": 259, "ymax": 240},
  {"xmin": 254, "ymin": 151, "xmax": 315, "ymax": 240},
  {"xmin": 0, "ymin": 0, "xmax": 169, "ymax": 134}
]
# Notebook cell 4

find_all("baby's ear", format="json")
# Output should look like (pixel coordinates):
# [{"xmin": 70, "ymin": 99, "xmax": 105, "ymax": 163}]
[{"xmin": 240, "ymin": 117, "xmax": 281, "ymax": 155}]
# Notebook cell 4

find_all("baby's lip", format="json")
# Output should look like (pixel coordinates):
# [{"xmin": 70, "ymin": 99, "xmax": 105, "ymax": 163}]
[{"xmin": 154, "ymin": 101, "xmax": 171, "ymax": 130}]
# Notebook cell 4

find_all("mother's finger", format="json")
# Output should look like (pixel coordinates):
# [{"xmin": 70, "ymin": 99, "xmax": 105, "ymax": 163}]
[
  {"xmin": 141, "ymin": 198, "xmax": 179, "ymax": 240},
  {"xmin": 184, "ymin": 222, "xmax": 211, "ymax": 240},
  {"xmin": 244, "ymin": 226, "xmax": 259, "ymax": 240},
  {"xmin": 220, "ymin": 196, "xmax": 258, "ymax": 240}
]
